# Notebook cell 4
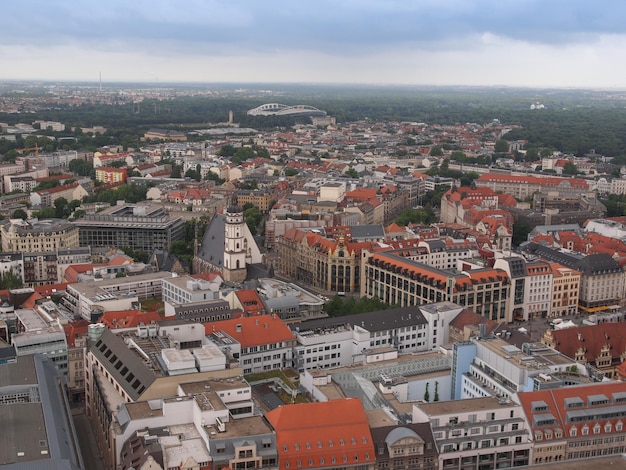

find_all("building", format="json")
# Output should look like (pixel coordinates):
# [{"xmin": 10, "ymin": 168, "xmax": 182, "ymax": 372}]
[
  {"xmin": 236, "ymin": 190, "xmax": 275, "ymax": 212},
  {"xmin": 541, "ymin": 322, "xmax": 626, "ymax": 379},
  {"xmin": 161, "ymin": 274, "xmax": 223, "ymax": 317},
  {"xmin": 1, "ymin": 218, "xmax": 79, "ymax": 252},
  {"xmin": 74, "ymin": 203, "xmax": 185, "ymax": 252},
  {"xmin": 85, "ymin": 323, "xmax": 242, "ymax": 469},
  {"xmin": 517, "ymin": 382, "xmax": 626, "ymax": 464},
  {"xmin": 522, "ymin": 243, "xmax": 624, "ymax": 311},
  {"xmin": 475, "ymin": 174, "xmax": 589, "ymax": 200},
  {"xmin": 368, "ymin": 420, "xmax": 438, "ymax": 470},
  {"xmin": 95, "ymin": 166, "xmax": 128, "ymax": 184},
  {"xmin": 63, "ymin": 271, "xmax": 172, "ymax": 320},
  {"xmin": 277, "ymin": 228, "xmax": 373, "ymax": 294},
  {"xmin": 413, "ymin": 397, "xmax": 531, "ymax": 470},
  {"xmin": 265, "ymin": 398, "xmax": 376, "ymax": 470},
  {"xmin": 30, "ymin": 182, "xmax": 89, "ymax": 207},
  {"xmin": 361, "ymin": 251, "xmax": 512, "ymax": 322},
  {"xmin": 193, "ymin": 207, "xmax": 263, "ymax": 283},
  {"xmin": 206, "ymin": 314, "xmax": 296, "ymax": 374},
  {"xmin": 144, "ymin": 128, "xmax": 187, "ymax": 141},
  {"xmin": 452, "ymin": 336, "xmax": 590, "ymax": 402},
  {"xmin": 0, "ymin": 354, "xmax": 84, "ymax": 469}
]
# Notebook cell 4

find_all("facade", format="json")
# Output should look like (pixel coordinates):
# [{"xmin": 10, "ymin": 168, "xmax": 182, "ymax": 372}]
[
  {"xmin": 549, "ymin": 263, "xmax": 581, "ymax": 318},
  {"xmin": 361, "ymin": 251, "xmax": 512, "ymax": 322},
  {"xmin": 207, "ymin": 314, "xmax": 296, "ymax": 374},
  {"xmin": 277, "ymin": 228, "xmax": 373, "ymax": 294},
  {"xmin": 265, "ymin": 398, "xmax": 376, "ymax": 470},
  {"xmin": 475, "ymin": 174, "xmax": 589, "ymax": 199},
  {"xmin": 85, "ymin": 323, "xmax": 242, "ymax": 469},
  {"xmin": 517, "ymin": 382, "xmax": 626, "ymax": 464},
  {"xmin": 236, "ymin": 190, "xmax": 275, "ymax": 212},
  {"xmin": 452, "ymin": 337, "xmax": 589, "ymax": 401},
  {"xmin": 161, "ymin": 275, "xmax": 222, "ymax": 317},
  {"xmin": 30, "ymin": 182, "xmax": 88, "ymax": 207},
  {"xmin": 74, "ymin": 203, "xmax": 185, "ymax": 252},
  {"xmin": 1, "ymin": 217, "xmax": 79, "ymax": 252},
  {"xmin": 523, "ymin": 243, "xmax": 625, "ymax": 310},
  {"xmin": 95, "ymin": 166, "xmax": 128, "ymax": 184},
  {"xmin": 541, "ymin": 322, "xmax": 626, "ymax": 379},
  {"xmin": 412, "ymin": 397, "xmax": 532, "ymax": 470},
  {"xmin": 369, "ymin": 422, "xmax": 438, "ymax": 470},
  {"xmin": 64, "ymin": 271, "xmax": 172, "ymax": 320}
]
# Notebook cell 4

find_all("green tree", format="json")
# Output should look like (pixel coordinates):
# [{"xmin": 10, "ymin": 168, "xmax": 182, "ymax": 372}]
[
  {"xmin": 494, "ymin": 139, "xmax": 509, "ymax": 153},
  {"xmin": 430, "ymin": 146, "xmax": 443, "ymax": 157},
  {"xmin": 69, "ymin": 159, "xmax": 94, "ymax": 177},
  {"xmin": 424, "ymin": 383, "xmax": 430, "ymax": 402},
  {"xmin": 0, "ymin": 269, "xmax": 23, "ymax": 289},
  {"xmin": 434, "ymin": 381, "xmax": 439, "ymax": 402},
  {"xmin": 54, "ymin": 197, "xmax": 69, "ymax": 218},
  {"xmin": 32, "ymin": 207, "xmax": 56, "ymax": 219},
  {"xmin": 284, "ymin": 167, "xmax": 299, "ymax": 177},
  {"xmin": 11, "ymin": 209, "xmax": 27, "ymax": 220},
  {"xmin": 562, "ymin": 161, "xmax": 579, "ymax": 175},
  {"xmin": 512, "ymin": 221, "xmax": 532, "ymax": 247},
  {"xmin": 345, "ymin": 168, "xmax": 359, "ymax": 178}
]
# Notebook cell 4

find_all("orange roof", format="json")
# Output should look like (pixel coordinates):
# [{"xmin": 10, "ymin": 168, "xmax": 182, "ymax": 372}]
[
  {"xmin": 477, "ymin": 173, "xmax": 589, "ymax": 189},
  {"xmin": 64, "ymin": 319, "xmax": 90, "ymax": 347},
  {"xmin": 99, "ymin": 310, "xmax": 161, "ymax": 329},
  {"xmin": 518, "ymin": 381, "xmax": 626, "ymax": 436},
  {"xmin": 204, "ymin": 314, "xmax": 294, "ymax": 348},
  {"xmin": 265, "ymin": 398, "xmax": 375, "ymax": 470},
  {"xmin": 34, "ymin": 283, "xmax": 67, "ymax": 296},
  {"xmin": 385, "ymin": 222, "xmax": 404, "ymax": 232},
  {"xmin": 235, "ymin": 290, "xmax": 265, "ymax": 315},
  {"xmin": 547, "ymin": 323, "xmax": 626, "ymax": 364},
  {"xmin": 191, "ymin": 272, "xmax": 223, "ymax": 282}
]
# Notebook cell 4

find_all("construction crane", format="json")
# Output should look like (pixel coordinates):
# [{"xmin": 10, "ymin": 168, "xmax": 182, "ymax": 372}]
[{"xmin": 16, "ymin": 143, "xmax": 39, "ymax": 158}]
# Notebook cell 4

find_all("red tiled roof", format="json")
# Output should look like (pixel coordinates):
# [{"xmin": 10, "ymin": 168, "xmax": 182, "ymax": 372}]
[
  {"xmin": 266, "ymin": 398, "xmax": 375, "ymax": 470},
  {"xmin": 99, "ymin": 310, "xmax": 161, "ymax": 329},
  {"xmin": 204, "ymin": 314, "xmax": 294, "ymax": 348},
  {"xmin": 546, "ymin": 323, "xmax": 626, "ymax": 364}
]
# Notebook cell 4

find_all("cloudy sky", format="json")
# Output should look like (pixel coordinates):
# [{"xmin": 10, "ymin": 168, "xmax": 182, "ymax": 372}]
[{"xmin": 2, "ymin": 0, "xmax": 626, "ymax": 88}]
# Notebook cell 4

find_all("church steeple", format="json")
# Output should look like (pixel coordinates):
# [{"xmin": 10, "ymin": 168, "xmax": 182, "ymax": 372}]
[{"xmin": 223, "ymin": 206, "xmax": 247, "ymax": 283}]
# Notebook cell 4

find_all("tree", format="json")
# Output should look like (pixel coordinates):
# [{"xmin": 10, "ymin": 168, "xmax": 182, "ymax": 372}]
[
  {"xmin": 512, "ymin": 221, "xmax": 532, "ymax": 247},
  {"xmin": 32, "ymin": 207, "xmax": 56, "ymax": 219},
  {"xmin": 434, "ymin": 381, "xmax": 439, "ymax": 402},
  {"xmin": 284, "ymin": 167, "xmax": 299, "ymax": 177},
  {"xmin": 345, "ymin": 168, "xmax": 359, "ymax": 178},
  {"xmin": 494, "ymin": 139, "xmax": 509, "ymax": 153},
  {"xmin": 430, "ymin": 146, "xmax": 443, "ymax": 157},
  {"xmin": 424, "ymin": 383, "xmax": 430, "ymax": 402},
  {"xmin": 562, "ymin": 161, "xmax": 579, "ymax": 175},
  {"xmin": 54, "ymin": 197, "xmax": 69, "ymax": 218},
  {"xmin": 11, "ymin": 209, "xmax": 27, "ymax": 220},
  {"xmin": 0, "ymin": 269, "xmax": 23, "ymax": 289}
]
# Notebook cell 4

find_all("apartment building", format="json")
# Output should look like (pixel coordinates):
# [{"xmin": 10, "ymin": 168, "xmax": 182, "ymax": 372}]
[
  {"xmin": 95, "ymin": 166, "xmax": 127, "ymax": 184},
  {"xmin": 85, "ymin": 323, "xmax": 242, "ymax": 469},
  {"xmin": 1, "ymin": 218, "xmax": 79, "ymax": 253},
  {"xmin": 523, "ymin": 243, "xmax": 624, "ymax": 311},
  {"xmin": 412, "ymin": 397, "xmax": 532, "ymax": 470},
  {"xmin": 475, "ymin": 174, "xmax": 589, "ymax": 200},
  {"xmin": 206, "ymin": 314, "xmax": 296, "ymax": 374},
  {"xmin": 361, "ymin": 251, "xmax": 512, "ymax": 322},
  {"xmin": 265, "ymin": 398, "xmax": 376, "ymax": 470},
  {"xmin": 518, "ymin": 382, "xmax": 626, "ymax": 464}
]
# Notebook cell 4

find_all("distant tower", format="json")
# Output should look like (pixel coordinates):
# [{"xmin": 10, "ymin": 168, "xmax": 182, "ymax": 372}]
[
  {"xmin": 228, "ymin": 110, "xmax": 234, "ymax": 125},
  {"xmin": 223, "ymin": 206, "xmax": 247, "ymax": 283},
  {"xmin": 99, "ymin": 72, "xmax": 102, "ymax": 93}
]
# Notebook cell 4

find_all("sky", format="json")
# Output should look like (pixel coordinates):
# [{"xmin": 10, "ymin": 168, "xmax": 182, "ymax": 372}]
[{"xmin": 2, "ymin": 0, "xmax": 626, "ymax": 89}]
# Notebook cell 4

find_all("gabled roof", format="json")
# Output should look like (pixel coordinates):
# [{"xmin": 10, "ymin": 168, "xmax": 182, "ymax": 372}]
[
  {"xmin": 205, "ymin": 314, "xmax": 294, "ymax": 348},
  {"xmin": 546, "ymin": 322, "xmax": 626, "ymax": 364},
  {"xmin": 99, "ymin": 310, "xmax": 162, "ymax": 329},
  {"xmin": 266, "ymin": 398, "xmax": 375, "ymax": 470}
]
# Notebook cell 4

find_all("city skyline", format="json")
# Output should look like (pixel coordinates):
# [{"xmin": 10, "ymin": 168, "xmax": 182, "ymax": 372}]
[{"xmin": 2, "ymin": 0, "xmax": 626, "ymax": 89}]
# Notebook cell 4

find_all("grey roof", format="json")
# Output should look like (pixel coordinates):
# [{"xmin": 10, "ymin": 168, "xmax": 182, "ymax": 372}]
[
  {"xmin": 506, "ymin": 257, "xmax": 527, "ymax": 278},
  {"xmin": 350, "ymin": 224, "xmax": 385, "ymax": 240},
  {"xmin": 90, "ymin": 329, "xmax": 157, "ymax": 401},
  {"xmin": 197, "ymin": 213, "xmax": 225, "ymax": 267},
  {"xmin": 0, "ymin": 355, "xmax": 82, "ymax": 470},
  {"xmin": 385, "ymin": 427, "xmax": 422, "ymax": 446},
  {"xmin": 524, "ymin": 242, "xmax": 621, "ymax": 275},
  {"xmin": 292, "ymin": 305, "xmax": 427, "ymax": 334}
]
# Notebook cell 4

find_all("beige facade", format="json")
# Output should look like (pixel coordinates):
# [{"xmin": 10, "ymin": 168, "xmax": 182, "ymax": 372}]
[
  {"xmin": 550, "ymin": 264, "xmax": 580, "ymax": 317},
  {"xmin": 1, "ymin": 218, "xmax": 79, "ymax": 252}
]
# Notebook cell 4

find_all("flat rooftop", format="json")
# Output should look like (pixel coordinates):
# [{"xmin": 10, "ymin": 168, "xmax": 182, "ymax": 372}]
[
  {"xmin": 205, "ymin": 415, "xmax": 273, "ymax": 439},
  {"xmin": 415, "ymin": 396, "xmax": 511, "ymax": 416}
]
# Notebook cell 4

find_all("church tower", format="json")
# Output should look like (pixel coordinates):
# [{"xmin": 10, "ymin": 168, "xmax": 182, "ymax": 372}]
[{"xmin": 223, "ymin": 205, "xmax": 247, "ymax": 283}]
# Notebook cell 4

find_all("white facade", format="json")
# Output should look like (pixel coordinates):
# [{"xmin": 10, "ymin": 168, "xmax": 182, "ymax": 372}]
[{"xmin": 412, "ymin": 397, "xmax": 532, "ymax": 470}]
